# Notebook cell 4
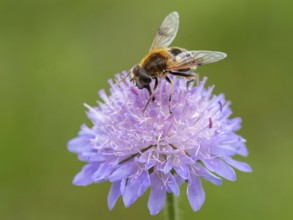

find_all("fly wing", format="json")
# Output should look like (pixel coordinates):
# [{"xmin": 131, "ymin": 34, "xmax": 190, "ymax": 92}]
[
  {"xmin": 149, "ymin": 12, "xmax": 179, "ymax": 51},
  {"xmin": 166, "ymin": 50, "xmax": 227, "ymax": 70}
]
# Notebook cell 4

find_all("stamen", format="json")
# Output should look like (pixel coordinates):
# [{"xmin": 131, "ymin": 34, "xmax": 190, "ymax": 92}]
[
  {"xmin": 218, "ymin": 101, "xmax": 223, "ymax": 112},
  {"xmin": 209, "ymin": 117, "xmax": 213, "ymax": 129}
]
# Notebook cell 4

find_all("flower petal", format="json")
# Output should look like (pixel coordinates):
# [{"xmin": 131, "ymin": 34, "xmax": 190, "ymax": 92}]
[
  {"xmin": 174, "ymin": 163, "xmax": 190, "ymax": 179},
  {"xmin": 203, "ymin": 158, "xmax": 236, "ymax": 181},
  {"xmin": 92, "ymin": 162, "xmax": 115, "ymax": 183},
  {"xmin": 73, "ymin": 163, "xmax": 100, "ymax": 186},
  {"xmin": 122, "ymin": 170, "xmax": 150, "ymax": 207},
  {"xmin": 175, "ymin": 175, "xmax": 185, "ymax": 186},
  {"xmin": 137, "ymin": 170, "xmax": 151, "ymax": 197},
  {"xmin": 148, "ymin": 174, "xmax": 166, "ymax": 215},
  {"xmin": 163, "ymin": 160, "xmax": 173, "ymax": 173},
  {"xmin": 68, "ymin": 136, "xmax": 91, "ymax": 153},
  {"xmin": 187, "ymin": 174, "xmax": 205, "ymax": 211},
  {"xmin": 223, "ymin": 157, "xmax": 252, "ymax": 172},
  {"xmin": 193, "ymin": 163, "xmax": 222, "ymax": 185},
  {"xmin": 166, "ymin": 173, "xmax": 180, "ymax": 196},
  {"xmin": 212, "ymin": 144, "xmax": 239, "ymax": 156},
  {"xmin": 236, "ymin": 142, "xmax": 249, "ymax": 156},
  {"xmin": 107, "ymin": 181, "xmax": 121, "ymax": 210},
  {"xmin": 109, "ymin": 162, "xmax": 138, "ymax": 182}
]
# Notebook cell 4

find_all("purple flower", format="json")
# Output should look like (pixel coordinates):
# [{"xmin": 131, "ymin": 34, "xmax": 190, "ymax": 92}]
[{"xmin": 68, "ymin": 72, "xmax": 252, "ymax": 215}]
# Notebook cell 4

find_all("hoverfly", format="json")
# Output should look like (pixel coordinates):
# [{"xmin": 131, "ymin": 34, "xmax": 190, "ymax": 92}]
[{"xmin": 124, "ymin": 11, "xmax": 227, "ymax": 114}]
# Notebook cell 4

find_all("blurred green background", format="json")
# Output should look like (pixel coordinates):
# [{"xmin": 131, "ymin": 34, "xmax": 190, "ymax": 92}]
[{"xmin": 1, "ymin": 0, "xmax": 292, "ymax": 219}]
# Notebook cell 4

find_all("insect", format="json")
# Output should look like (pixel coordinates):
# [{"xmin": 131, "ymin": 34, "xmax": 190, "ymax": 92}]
[{"xmin": 124, "ymin": 11, "xmax": 227, "ymax": 113}]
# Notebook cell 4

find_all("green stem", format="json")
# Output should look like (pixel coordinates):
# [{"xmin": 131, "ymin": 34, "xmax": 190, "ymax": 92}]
[{"xmin": 164, "ymin": 193, "xmax": 179, "ymax": 220}]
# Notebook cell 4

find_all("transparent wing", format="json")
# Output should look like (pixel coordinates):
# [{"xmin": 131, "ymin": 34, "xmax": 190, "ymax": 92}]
[
  {"xmin": 166, "ymin": 50, "xmax": 227, "ymax": 70},
  {"xmin": 149, "ymin": 12, "xmax": 179, "ymax": 51}
]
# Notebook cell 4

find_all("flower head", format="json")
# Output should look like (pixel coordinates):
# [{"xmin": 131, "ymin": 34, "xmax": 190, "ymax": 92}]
[{"xmin": 68, "ymin": 72, "xmax": 251, "ymax": 215}]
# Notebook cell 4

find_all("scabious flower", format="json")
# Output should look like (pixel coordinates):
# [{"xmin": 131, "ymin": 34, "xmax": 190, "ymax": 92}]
[{"xmin": 68, "ymin": 72, "xmax": 252, "ymax": 215}]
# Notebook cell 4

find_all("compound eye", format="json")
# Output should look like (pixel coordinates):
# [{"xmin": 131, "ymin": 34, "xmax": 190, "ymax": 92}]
[
  {"xmin": 132, "ymin": 65, "xmax": 140, "ymax": 76},
  {"xmin": 140, "ymin": 73, "xmax": 151, "ymax": 84}
]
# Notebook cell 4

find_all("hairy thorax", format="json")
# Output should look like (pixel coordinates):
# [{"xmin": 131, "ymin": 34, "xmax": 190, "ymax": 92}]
[{"xmin": 140, "ymin": 49, "xmax": 170, "ymax": 77}]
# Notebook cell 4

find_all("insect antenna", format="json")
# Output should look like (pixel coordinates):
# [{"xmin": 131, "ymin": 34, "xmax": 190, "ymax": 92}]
[{"xmin": 115, "ymin": 70, "xmax": 132, "ymax": 84}]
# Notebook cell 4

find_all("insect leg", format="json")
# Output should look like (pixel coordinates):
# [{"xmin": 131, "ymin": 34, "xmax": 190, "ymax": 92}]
[
  {"xmin": 169, "ymin": 71, "xmax": 197, "ymax": 90},
  {"xmin": 142, "ymin": 77, "xmax": 158, "ymax": 113},
  {"xmin": 165, "ymin": 76, "xmax": 173, "ymax": 114},
  {"xmin": 145, "ymin": 85, "xmax": 155, "ymax": 101},
  {"xmin": 169, "ymin": 71, "xmax": 195, "ymax": 77},
  {"xmin": 186, "ymin": 79, "xmax": 194, "ymax": 89},
  {"xmin": 196, "ymin": 72, "xmax": 200, "ymax": 86}
]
